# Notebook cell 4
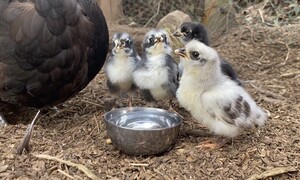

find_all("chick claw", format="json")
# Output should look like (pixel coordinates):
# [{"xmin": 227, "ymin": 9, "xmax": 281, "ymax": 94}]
[
  {"xmin": 168, "ymin": 106, "xmax": 184, "ymax": 119},
  {"xmin": 196, "ymin": 138, "xmax": 231, "ymax": 149},
  {"xmin": 196, "ymin": 139, "xmax": 219, "ymax": 149}
]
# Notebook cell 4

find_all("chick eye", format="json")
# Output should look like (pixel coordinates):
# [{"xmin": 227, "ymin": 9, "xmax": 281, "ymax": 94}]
[
  {"xmin": 190, "ymin": 51, "xmax": 200, "ymax": 59},
  {"xmin": 162, "ymin": 34, "xmax": 167, "ymax": 42},
  {"xmin": 182, "ymin": 28, "xmax": 191, "ymax": 35},
  {"xmin": 148, "ymin": 37, "xmax": 154, "ymax": 43},
  {"xmin": 125, "ymin": 39, "xmax": 130, "ymax": 45}
]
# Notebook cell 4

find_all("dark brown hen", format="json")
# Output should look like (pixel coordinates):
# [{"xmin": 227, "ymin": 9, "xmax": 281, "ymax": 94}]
[{"xmin": 0, "ymin": 0, "xmax": 109, "ymax": 111}]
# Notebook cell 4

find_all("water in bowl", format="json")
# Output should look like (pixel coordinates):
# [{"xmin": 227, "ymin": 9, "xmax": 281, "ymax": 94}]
[{"xmin": 112, "ymin": 112, "xmax": 176, "ymax": 130}]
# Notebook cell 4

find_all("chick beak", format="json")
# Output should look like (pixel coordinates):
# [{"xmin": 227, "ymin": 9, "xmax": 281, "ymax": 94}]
[
  {"xmin": 156, "ymin": 36, "xmax": 164, "ymax": 43},
  {"xmin": 116, "ymin": 41, "xmax": 125, "ymax": 49},
  {"xmin": 172, "ymin": 29, "xmax": 183, "ymax": 37},
  {"xmin": 174, "ymin": 48, "xmax": 187, "ymax": 58}
]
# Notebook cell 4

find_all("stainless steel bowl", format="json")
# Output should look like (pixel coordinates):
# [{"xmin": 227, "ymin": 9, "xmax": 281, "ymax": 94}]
[{"xmin": 104, "ymin": 107, "xmax": 182, "ymax": 156}]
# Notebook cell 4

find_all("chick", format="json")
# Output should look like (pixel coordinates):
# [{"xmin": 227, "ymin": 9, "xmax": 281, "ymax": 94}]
[
  {"xmin": 173, "ymin": 22, "xmax": 241, "ymax": 85},
  {"xmin": 104, "ymin": 33, "xmax": 140, "ymax": 108},
  {"xmin": 174, "ymin": 40, "xmax": 267, "ymax": 149},
  {"xmin": 173, "ymin": 22, "xmax": 210, "ymax": 45},
  {"xmin": 133, "ymin": 29, "xmax": 179, "ymax": 110}
]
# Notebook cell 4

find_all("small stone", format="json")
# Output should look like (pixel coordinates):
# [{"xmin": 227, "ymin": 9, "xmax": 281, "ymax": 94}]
[
  {"xmin": 156, "ymin": 10, "xmax": 192, "ymax": 32},
  {"xmin": 106, "ymin": 138, "xmax": 112, "ymax": 144},
  {"xmin": 0, "ymin": 165, "xmax": 8, "ymax": 173},
  {"xmin": 186, "ymin": 156, "xmax": 196, "ymax": 163},
  {"xmin": 176, "ymin": 148, "xmax": 185, "ymax": 154}
]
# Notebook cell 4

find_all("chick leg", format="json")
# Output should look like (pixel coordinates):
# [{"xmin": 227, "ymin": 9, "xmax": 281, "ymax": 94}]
[
  {"xmin": 168, "ymin": 100, "xmax": 184, "ymax": 119},
  {"xmin": 196, "ymin": 137, "xmax": 232, "ymax": 149},
  {"xmin": 111, "ymin": 97, "xmax": 117, "ymax": 109},
  {"xmin": 127, "ymin": 91, "xmax": 135, "ymax": 107},
  {"xmin": 128, "ymin": 97, "xmax": 132, "ymax": 107}
]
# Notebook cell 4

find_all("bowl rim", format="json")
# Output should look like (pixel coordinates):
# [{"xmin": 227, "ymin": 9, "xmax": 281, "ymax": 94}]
[{"xmin": 103, "ymin": 106, "xmax": 182, "ymax": 131}]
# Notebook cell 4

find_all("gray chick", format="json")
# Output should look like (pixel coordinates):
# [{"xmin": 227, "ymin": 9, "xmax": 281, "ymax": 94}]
[
  {"xmin": 104, "ymin": 33, "xmax": 140, "ymax": 108},
  {"xmin": 133, "ymin": 29, "xmax": 179, "ymax": 110}
]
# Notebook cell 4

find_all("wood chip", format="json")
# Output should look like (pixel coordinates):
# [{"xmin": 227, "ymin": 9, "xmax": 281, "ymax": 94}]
[
  {"xmin": 246, "ymin": 166, "xmax": 298, "ymax": 180},
  {"xmin": 106, "ymin": 138, "xmax": 112, "ymax": 144},
  {"xmin": 34, "ymin": 154, "xmax": 99, "ymax": 180},
  {"xmin": 176, "ymin": 148, "xmax": 185, "ymax": 154},
  {"xmin": 129, "ymin": 163, "xmax": 149, "ymax": 167},
  {"xmin": 280, "ymin": 71, "xmax": 300, "ymax": 78},
  {"xmin": 0, "ymin": 165, "xmax": 8, "ymax": 173},
  {"xmin": 57, "ymin": 169, "xmax": 75, "ymax": 179}
]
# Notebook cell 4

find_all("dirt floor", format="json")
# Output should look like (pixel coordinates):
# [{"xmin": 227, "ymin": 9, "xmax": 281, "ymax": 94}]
[{"xmin": 0, "ymin": 22, "xmax": 300, "ymax": 179}]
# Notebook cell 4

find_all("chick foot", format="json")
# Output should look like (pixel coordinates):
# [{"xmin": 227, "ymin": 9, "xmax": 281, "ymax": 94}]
[
  {"xmin": 196, "ymin": 138, "xmax": 231, "ymax": 149},
  {"xmin": 168, "ymin": 106, "xmax": 184, "ymax": 119}
]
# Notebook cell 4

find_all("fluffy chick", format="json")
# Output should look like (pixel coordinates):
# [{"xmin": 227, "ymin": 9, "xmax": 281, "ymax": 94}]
[
  {"xmin": 174, "ymin": 40, "xmax": 267, "ymax": 149},
  {"xmin": 173, "ymin": 22, "xmax": 210, "ymax": 45},
  {"xmin": 133, "ymin": 29, "xmax": 178, "ymax": 109},
  {"xmin": 104, "ymin": 33, "xmax": 140, "ymax": 108},
  {"xmin": 173, "ymin": 22, "xmax": 241, "ymax": 85}
]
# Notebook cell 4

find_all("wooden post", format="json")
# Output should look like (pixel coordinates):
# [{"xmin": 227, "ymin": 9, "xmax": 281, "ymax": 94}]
[
  {"xmin": 203, "ymin": 0, "xmax": 236, "ymax": 37},
  {"xmin": 98, "ymin": 0, "xmax": 124, "ymax": 22}
]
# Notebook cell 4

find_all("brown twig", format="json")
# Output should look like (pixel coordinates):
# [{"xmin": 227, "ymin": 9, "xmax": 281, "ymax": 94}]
[
  {"xmin": 249, "ymin": 83, "xmax": 285, "ymax": 100},
  {"xmin": 280, "ymin": 71, "xmax": 300, "ymax": 78},
  {"xmin": 143, "ymin": 0, "xmax": 162, "ymax": 28},
  {"xmin": 246, "ymin": 166, "xmax": 298, "ymax": 180},
  {"xmin": 57, "ymin": 169, "xmax": 75, "ymax": 179},
  {"xmin": 34, "ymin": 154, "xmax": 99, "ymax": 180},
  {"xmin": 203, "ymin": 0, "xmax": 216, "ymax": 24},
  {"xmin": 129, "ymin": 163, "xmax": 149, "ymax": 167},
  {"xmin": 258, "ymin": 9, "xmax": 265, "ymax": 23},
  {"xmin": 153, "ymin": 168, "xmax": 171, "ymax": 180},
  {"xmin": 282, "ymin": 42, "xmax": 290, "ymax": 65},
  {"xmin": 81, "ymin": 99, "xmax": 104, "ymax": 108},
  {"xmin": 94, "ymin": 115, "xmax": 101, "ymax": 133}
]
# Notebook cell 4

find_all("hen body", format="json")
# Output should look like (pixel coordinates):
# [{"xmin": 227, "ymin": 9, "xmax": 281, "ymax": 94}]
[{"xmin": 0, "ymin": 0, "xmax": 109, "ymax": 108}]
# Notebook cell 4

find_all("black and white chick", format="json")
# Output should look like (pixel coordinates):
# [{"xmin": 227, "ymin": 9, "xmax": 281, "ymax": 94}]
[
  {"xmin": 174, "ymin": 40, "xmax": 267, "ymax": 149},
  {"xmin": 173, "ymin": 22, "xmax": 241, "ymax": 85},
  {"xmin": 133, "ymin": 29, "xmax": 179, "ymax": 110},
  {"xmin": 104, "ymin": 33, "xmax": 140, "ymax": 108}
]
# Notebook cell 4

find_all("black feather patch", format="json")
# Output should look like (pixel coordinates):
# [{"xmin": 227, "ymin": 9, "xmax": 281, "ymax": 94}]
[
  {"xmin": 222, "ymin": 95, "xmax": 251, "ymax": 125},
  {"xmin": 207, "ymin": 108, "xmax": 216, "ymax": 119},
  {"xmin": 220, "ymin": 58, "xmax": 242, "ymax": 86},
  {"xmin": 106, "ymin": 79, "xmax": 120, "ymax": 95},
  {"xmin": 243, "ymin": 100, "xmax": 251, "ymax": 118},
  {"xmin": 141, "ymin": 89, "xmax": 155, "ymax": 102}
]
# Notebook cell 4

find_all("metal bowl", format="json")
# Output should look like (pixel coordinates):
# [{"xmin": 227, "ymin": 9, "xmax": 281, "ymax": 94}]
[{"xmin": 104, "ymin": 107, "xmax": 182, "ymax": 156}]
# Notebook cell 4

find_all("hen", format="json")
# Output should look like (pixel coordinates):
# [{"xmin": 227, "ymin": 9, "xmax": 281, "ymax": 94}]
[{"xmin": 0, "ymin": 0, "xmax": 109, "ymax": 123}]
